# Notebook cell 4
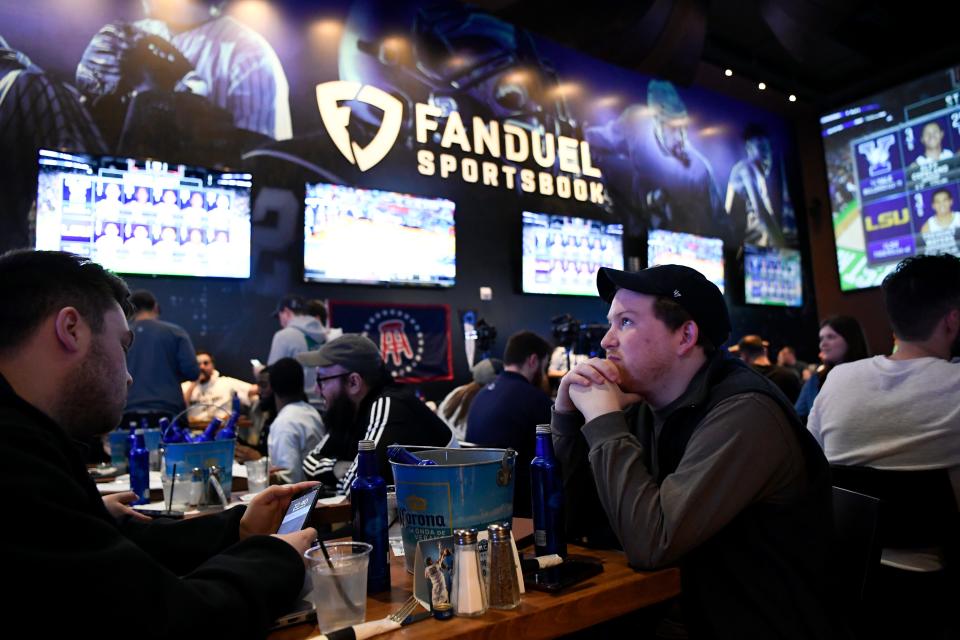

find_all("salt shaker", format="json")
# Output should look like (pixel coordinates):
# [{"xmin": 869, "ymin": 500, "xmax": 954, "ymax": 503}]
[
  {"xmin": 452, "ymin": 528, "xmax": 487, "ymax": 617},
  {"xmin": 487, "ymin": 523, "xmax": 521, "ymax": 609}
]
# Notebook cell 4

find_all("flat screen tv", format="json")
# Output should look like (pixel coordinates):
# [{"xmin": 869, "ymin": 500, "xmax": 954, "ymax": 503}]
[
  {"xmin": 521, "ymin": 211, "xmax": 624, "ymax": 296},
  {"xmin": 35, "ymin": 149, "xmax": 252, "ymax": 278},
  {"xmin": 820, "ymin": 64, "xmax": 960, "ymax": 291},
  {"xmin": 647, "ymin": 229, "xmax": 725, "ymax": 293},
  {"xmin": 303, "ymin": 183, "xmax": 456, "ymax": 287},
  {"xmin": 744, "ymin": 244, "xmax": 803, "ymax": 307}
]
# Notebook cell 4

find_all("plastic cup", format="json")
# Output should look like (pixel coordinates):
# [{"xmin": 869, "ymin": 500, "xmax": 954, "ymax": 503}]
[
  {"xmin": 245, "ymin": 458, "xmax": 269, "ymax": 493},
  {"xmin": 160, "ymin": 470, "xmax": 192, "ymax": 510},
  {"xmin": 304, "ymin": 542, "xmax": 372, "ymax": 633}
]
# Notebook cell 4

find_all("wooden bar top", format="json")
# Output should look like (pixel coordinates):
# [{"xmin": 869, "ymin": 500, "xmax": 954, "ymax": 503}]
[{"xmin": 271, "ymin": 524, "xmax": 680, "ymax": 640}]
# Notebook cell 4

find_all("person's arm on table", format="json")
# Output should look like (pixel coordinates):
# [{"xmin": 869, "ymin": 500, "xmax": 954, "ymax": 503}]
[{"xmin": 6, "ymin": 436, "xmax": 314, "ymax": 638}]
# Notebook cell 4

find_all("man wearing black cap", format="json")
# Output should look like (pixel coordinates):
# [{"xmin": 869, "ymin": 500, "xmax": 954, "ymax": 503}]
[
  {"xmin": 297, "ymin": 335, "xmax": 452, "ymax": 494},
  {"xmin": 267, "ymin": 294, "xmax": 329, "ymax": 399},
  {"xmin": 552, "ymin": 265, "xmax": 835, "ymax": 638}
]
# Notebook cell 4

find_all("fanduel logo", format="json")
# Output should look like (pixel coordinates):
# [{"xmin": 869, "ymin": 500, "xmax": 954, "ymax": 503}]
[{"xmin": 315, "ymin": 81, "xmax": 403, "ymax": 171}]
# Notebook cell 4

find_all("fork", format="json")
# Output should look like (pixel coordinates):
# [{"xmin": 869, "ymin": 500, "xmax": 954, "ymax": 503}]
[
  {"xmin": 387, "ymin": 596, "xmax": 419, "ymax": 624},
  {"xmin": 324, "ymin": 595, "xmax": 422, "ymax": 640}
]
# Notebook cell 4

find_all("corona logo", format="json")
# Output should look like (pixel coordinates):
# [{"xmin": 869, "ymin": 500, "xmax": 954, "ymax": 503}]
[
  {"xmin": 864, "ymin": 207, "xmax": 910, "ymax": 232},
  {"xmin": 315, "ymin": 81, "xmax": 403, "ymax": 171},
  {"xmin": 405, "ymin": 495, "xmax": 427, "ymax": 511}
]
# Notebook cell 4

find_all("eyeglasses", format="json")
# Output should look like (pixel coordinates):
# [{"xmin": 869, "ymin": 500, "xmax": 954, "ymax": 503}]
[{"xmin": 315, "ymin": 372, "xmax": 349, "ymax": 387}]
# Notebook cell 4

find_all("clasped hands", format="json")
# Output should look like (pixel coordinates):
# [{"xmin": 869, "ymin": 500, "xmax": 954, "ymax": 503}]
[{"xmin": 555, "ymin": 358, "xmax": 643, "ymax": 422}]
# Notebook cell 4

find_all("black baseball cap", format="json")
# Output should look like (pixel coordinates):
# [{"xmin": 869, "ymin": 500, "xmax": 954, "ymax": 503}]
[
  {"xmin": 597, "ymin": 265, "xmax": 731, "ymax": 347},
  {"xmin": 272, "ymin": 294, "xmax": 305, "ymax": 317},
  {"xmin": 296, "ymin": 334, "xmax": 384, "ymax": 380}
]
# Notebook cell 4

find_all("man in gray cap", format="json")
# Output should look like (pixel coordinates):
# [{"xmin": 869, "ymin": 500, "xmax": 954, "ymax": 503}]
[
  {"xmin": 298, "ymin": 335, "xmax": 452, "ymax": 494},
  {"xmin": 552, "ymin": 264, "xmax": 835, "ymax": 638}
]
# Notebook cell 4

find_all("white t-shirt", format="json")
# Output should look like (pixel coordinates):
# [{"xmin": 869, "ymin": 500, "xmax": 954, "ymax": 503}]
[
  {"xmin": 807, "ymin": 355, "xmax": 960, "ymax": 504},
  {"xmin": 267, "ymin": 401, "xmax": 326, "ymax": 484},
  {"xmin": 181, "ymin": 370, "xmax": 252, "ymax": 421}
]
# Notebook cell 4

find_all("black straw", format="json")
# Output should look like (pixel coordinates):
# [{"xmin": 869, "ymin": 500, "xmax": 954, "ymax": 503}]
[
  {"xmin": 167, "ymin": 463, "xmax": 177, "ymax": 512},
  {"xmin": 317, "ymin": 540, "xmax": 363, "ymax": 615}
]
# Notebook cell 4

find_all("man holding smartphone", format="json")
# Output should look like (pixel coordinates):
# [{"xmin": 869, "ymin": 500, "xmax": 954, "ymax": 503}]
[{"xmin": 0, "ymin": 250, "xmax": 317, "ymax": 637}]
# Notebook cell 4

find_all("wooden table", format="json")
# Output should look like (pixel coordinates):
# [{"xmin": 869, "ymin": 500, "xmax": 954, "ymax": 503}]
[{"xmin": 271, "ymin": 524, "xmax": 681, "ymax": 640}]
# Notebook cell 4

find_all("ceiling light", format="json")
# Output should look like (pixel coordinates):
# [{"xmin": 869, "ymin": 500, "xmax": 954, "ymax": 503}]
[
  {"xmin": 724, "ymin": 69, "xmax": 733, "ymax": 77},
  {"xmin": 788, "ymin": 94, "xmax": 797, "ymax": 102},
  {"xmin": 758, "ymin": 82, "xmax": 766, "ymax": 90}
]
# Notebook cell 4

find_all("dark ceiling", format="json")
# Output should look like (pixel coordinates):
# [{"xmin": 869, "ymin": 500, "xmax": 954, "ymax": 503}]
[{"xmin": 469, "ymin": 0, "xmax": 960, "ymax": 109}]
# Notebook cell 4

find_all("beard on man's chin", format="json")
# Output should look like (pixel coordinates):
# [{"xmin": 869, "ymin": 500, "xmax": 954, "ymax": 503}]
[
  {"xmin": 56, "ymin": 342, "xmax": 126, "ymax": 439},
  {"xmin": 321, "ymin": 393, "xmax": 356, "ymax": 433}
]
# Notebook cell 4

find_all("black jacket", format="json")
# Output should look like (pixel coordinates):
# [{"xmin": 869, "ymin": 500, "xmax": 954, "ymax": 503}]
[{"xmin": 0, "ymin": 374, "xmax": 304, "ymax": 638}]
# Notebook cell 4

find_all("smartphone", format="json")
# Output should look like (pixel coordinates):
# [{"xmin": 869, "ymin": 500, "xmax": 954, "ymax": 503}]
[
  {"xmin": 525, "ymin": 558, "xmax": 604, "ymax": 592},
  {"xmin": 132, "ymin": 507, "xmax": 185, "ymax": 519},
  {"xmin": 270, "ymin": 599, "xmax": 316, "ymax": 630},
  {"xmin": 277, "ymin": 485, "xmax": 322, "ymax": 534}
]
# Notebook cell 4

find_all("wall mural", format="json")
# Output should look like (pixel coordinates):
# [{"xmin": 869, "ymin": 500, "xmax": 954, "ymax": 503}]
[{"xmin": 0, "ymin": 0, "xmax": 809, "ymax": 380}]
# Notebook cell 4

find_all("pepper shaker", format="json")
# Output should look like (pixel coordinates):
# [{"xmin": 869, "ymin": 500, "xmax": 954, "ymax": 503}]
[{"xmin": 487, "ymin": 523, "xmax": 521, "ymax": 609}]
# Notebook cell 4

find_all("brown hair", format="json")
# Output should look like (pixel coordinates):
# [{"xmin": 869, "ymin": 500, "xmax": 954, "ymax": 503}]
[
  {"xmin": 652, "ymin": 297, "xmax": 716, "ymax": 355},
  {"xmin": 441, "ymin": 382, "xmax": 483, "ymax": 422}
]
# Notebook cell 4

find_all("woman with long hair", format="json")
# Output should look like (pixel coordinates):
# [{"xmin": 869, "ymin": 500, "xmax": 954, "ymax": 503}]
[
  {"xmin": 436, "ymin": 358, "xmax": 504, "ymax": 442},
  {"xmin": 795, "ymin": 315, "xmax": 871, "ymax": 420}
]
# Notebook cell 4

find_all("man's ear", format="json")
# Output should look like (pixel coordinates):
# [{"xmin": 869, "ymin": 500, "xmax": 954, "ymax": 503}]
[
  {"xmin": 944, "ymin": 308, "xmax": 960, "ymax": 337},
  {"xmin": 525, "ymin": 352, "xmax": 540, "ymax": 371},
  {"xmin": 53, "ymin": 307, "xmax": 84, "ymax": 353},
  {"xmin": 676, "ymin": 320, "xmax": 700, "ymax": 356}
]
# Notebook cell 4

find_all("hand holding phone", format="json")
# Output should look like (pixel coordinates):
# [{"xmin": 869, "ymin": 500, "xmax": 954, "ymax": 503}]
[
  {"xmin": 238, "ymin": 482, "xmax": 321, "ymax": 539},
  {"xmin": 277, "ymin": 485, "xmax": 322, "ymax": 534}
]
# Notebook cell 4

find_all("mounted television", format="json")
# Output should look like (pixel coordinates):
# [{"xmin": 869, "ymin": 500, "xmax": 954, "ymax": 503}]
[
  {"xmin": 35, "ymin": 149, "xmax": 252, "ymax": 278},
  {"xmin": 744, "ymin": 244, "xmax": 803, "ymax": 307},
  {"xmin": 521, "ymin": 211, "xmax": 624, "ymax": 296},
  {"xmin": 303, "ymin": 183, "xmax": 455, "ymax": 287},
  {"xmin": 647, "ymin": 229, "xmax": 725, "ymax": 293},
  {"xmin": 820, "ymin": 64, "xmax": 960, "ymax": 291}
]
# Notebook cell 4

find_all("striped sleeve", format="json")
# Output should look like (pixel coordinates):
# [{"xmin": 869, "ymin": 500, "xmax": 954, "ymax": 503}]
[
  {"xmin": 337, "ymin": 396, "xmax": 392, "ymax": 496},
  {"xmin": 301, "ymin": 434, "xmax": 336, "ymax": 484}
]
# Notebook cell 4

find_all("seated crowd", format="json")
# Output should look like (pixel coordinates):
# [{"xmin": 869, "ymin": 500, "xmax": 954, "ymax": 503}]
[{"xmin": 2, "ymin": 248, "xmax": 956, "ymax": 638}]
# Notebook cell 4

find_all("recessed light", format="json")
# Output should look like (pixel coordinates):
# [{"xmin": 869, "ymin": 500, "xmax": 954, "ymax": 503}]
[
  {"xmin": 724, "ymin": 69, "xmax": 733, "ymax": 77},
  {"xmin": 758, "ymin": 82, "xmax": 766, "ymax": 91},
  {"xmin": 788, "ymin": 94, "xmax": 797, "ymax": 102}
]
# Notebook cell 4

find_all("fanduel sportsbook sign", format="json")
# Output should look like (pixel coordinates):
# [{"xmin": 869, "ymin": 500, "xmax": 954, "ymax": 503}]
[{"xmin": 316, "ymin": 81, "xmax": 605, "ymax": 203}]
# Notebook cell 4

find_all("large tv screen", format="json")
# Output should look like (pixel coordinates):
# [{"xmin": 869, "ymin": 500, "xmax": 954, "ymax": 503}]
[
  {"xmin": 744, "ymin": 244, "xmax": 803, "ymax": 307},
  {"xmin": 303, "ymin": 183, "xmax": 455, "ymax": 287},
  {"xmin": 35, "ymin": 150, "xmax": 252, "ymax": 278},
  {"xmin": 820, "ymin": 65, "xmax": 960, "ymax": 291},
  {"xmin": 521, "ymin": 211, "xmax": 624, "ymax": 296},
  {"xmin": 647, "ymin": 229, "xmax": 725, "ymax": 293}
]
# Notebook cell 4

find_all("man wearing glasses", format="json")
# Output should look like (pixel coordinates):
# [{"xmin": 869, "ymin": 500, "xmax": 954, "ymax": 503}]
[{"xmin": 298, "ymin": 335, "xmax": 453, "ymax": 494}]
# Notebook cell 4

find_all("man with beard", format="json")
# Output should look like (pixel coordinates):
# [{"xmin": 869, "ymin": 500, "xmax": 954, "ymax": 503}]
[
  {"xmin": 808, "ymin": 254, "xmax": 960, "ymax": 504},
  {"xmin": 553, "ymin": 264, "xmax": 836, "ymax": 637},
  {"xmin": 297, "ymin": 335, "xmax": 452, "ymax": 495},
  {"xmin": 466, "ymin": 331, "xmax": 553, "ymax": 517},
  {"xmin": 182, "ymin": 349, "xmax": 255, "ymax": 422},
  {"xmin": 0, "ymin": 250, "xmax": 316, "ymax": 637},
  {"xmin": 122, "ymin": 289, "xmax": 199, "ymax": 429}
]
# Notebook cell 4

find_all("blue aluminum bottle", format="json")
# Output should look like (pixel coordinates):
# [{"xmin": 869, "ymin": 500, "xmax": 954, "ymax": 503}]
[
  {"xmin": 386, "ymin": 444, "xmax": 437, "ymax": 466},
  {"xmin": 530, "ymin": 424, "xmax": 566, "ymax": 558},
  {"xmin": 351, "ymin": 440, "xmax": 390, "ymax": 593},
  {"xmin": 128, "ymin": 429, "xmax": 150, "ymax": 505}
]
